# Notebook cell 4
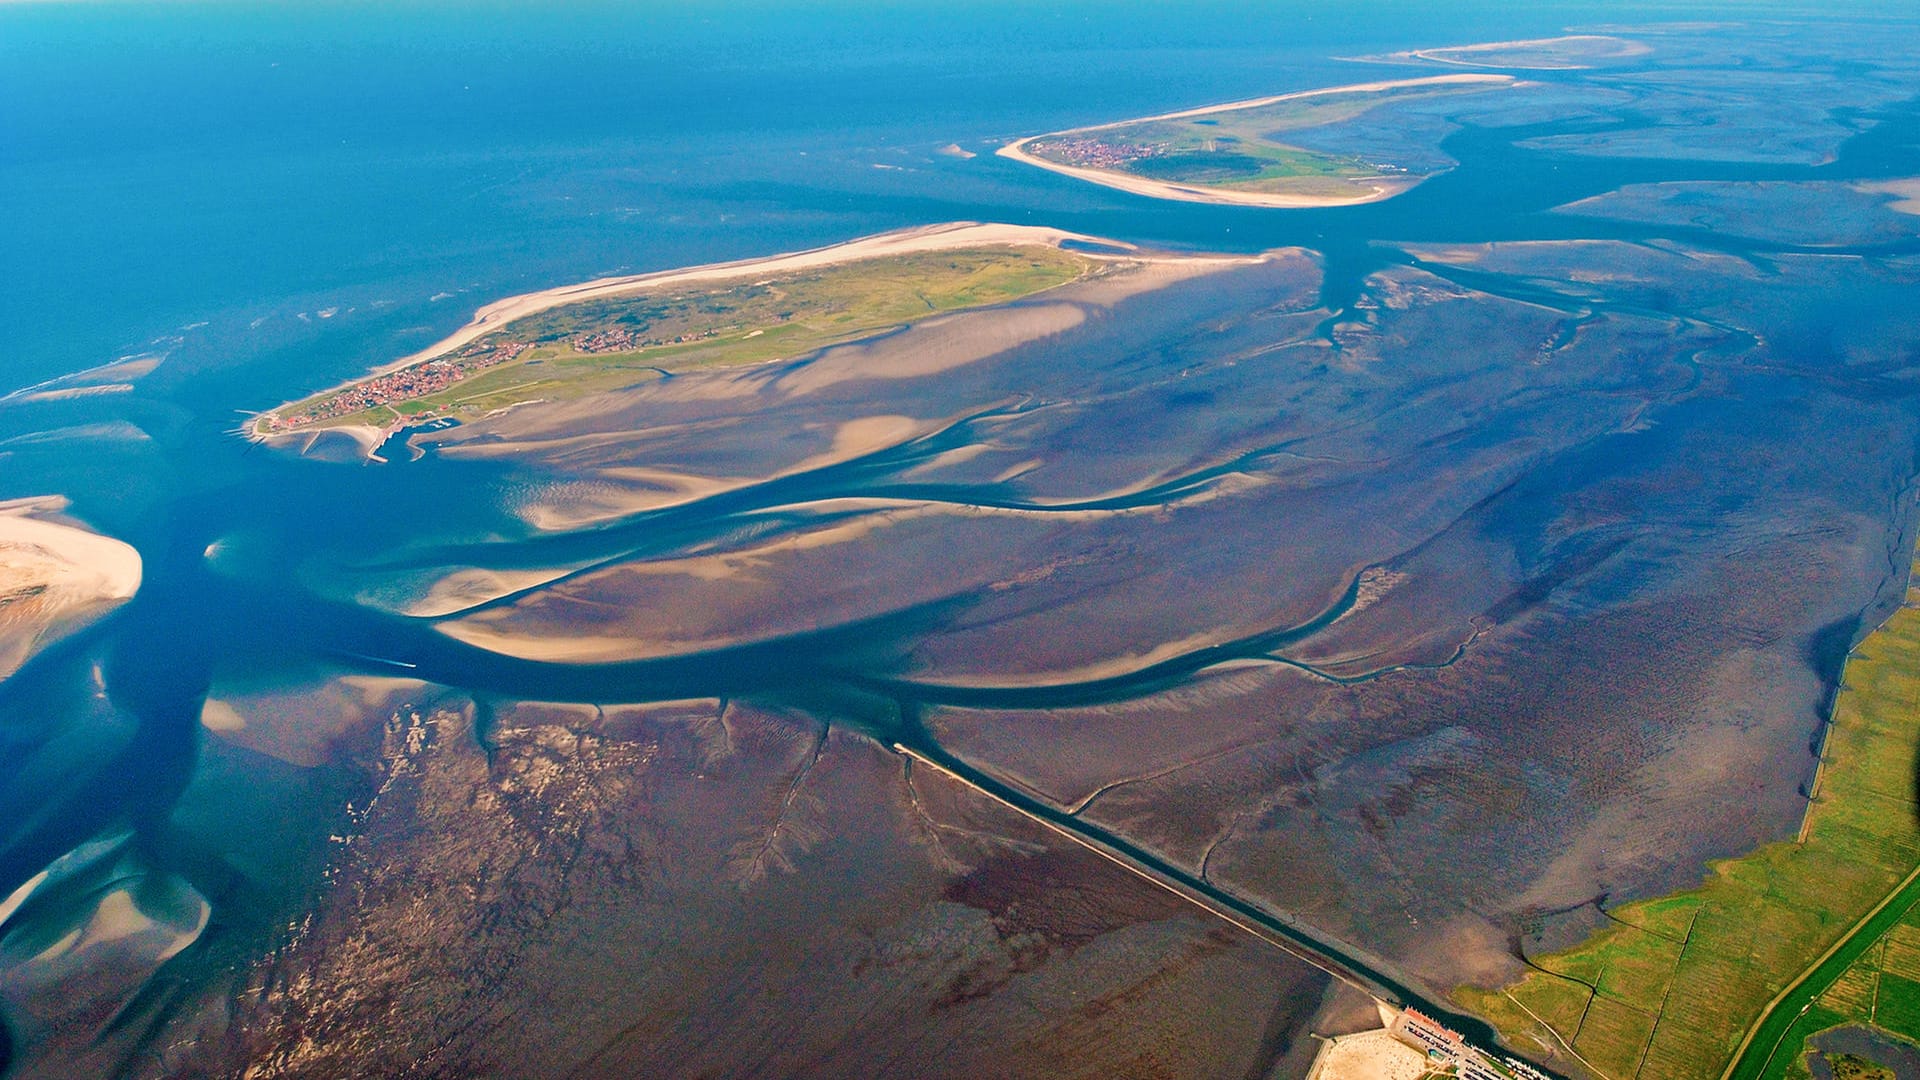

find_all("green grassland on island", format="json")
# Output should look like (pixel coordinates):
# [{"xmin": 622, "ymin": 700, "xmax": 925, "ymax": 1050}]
[
  {"xmin": 262, "ymin": 245, "xmax": 1097, "ymax": 433},
  {"xmin": 1458, "ymin": 577, "xmax": 1920, "ymax": 1080},
  {"xmin": 1024, "ymin": 81, "xmax": 1499, "ymax": 196}
]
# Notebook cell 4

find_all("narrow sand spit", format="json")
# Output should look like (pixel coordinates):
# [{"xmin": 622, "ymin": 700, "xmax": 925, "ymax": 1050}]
[
  {"xmin": 0, "ymin": 497, "xmax": 142, "ymax": 679},
  {"xmin": 997, "ymin": 74, "xmax": 1514, "ymax": 209}
]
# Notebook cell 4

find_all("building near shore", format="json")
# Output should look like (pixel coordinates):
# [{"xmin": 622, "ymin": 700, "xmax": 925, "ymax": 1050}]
[{"xmin": 1389, "ymin": 1009, "xmax": 1514, "ymax": 1080}]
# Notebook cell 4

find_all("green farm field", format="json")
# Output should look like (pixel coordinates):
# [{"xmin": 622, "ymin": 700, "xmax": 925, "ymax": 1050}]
[{"xmin": 1459, "ymin": 576, "xmax": 1920, "ymax": 1080}]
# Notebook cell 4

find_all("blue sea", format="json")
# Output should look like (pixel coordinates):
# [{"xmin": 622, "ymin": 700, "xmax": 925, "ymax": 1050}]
[{"xmin": 3, "ymin": 1, "xmax": 1639, "ymax": 414}]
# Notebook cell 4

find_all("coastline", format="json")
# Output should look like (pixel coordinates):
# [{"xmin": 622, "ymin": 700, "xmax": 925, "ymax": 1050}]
[
  {"xmin": 996, "ymin": 73, "xmax": 1513, "ymax": 209},
  {"xmin": 1457, "ymin": 554, "xmax": 1920, "ymax": 1077},
  {"xmin": 252, "ymin": 222, "xmax": 1135, "ymax": 444}
]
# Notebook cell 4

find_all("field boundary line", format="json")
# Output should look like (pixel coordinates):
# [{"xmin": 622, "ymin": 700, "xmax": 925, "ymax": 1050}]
[{"xmin": 1720, "ymin": 859, "xmax": 1920, "ymax": 1080}]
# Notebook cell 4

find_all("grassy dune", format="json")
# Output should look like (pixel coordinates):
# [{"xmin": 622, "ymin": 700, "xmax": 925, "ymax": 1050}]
[
  {"xmin": 1024, "ymin": 81, "xmax": 1494, "ymax": 196},
  {"xmin": 1459, "ymin": 576, "xmax": 1920, "ymax": 1079},
  {"xmin": 271, "ymin": 245, "xmax": 1095, "ymax": 431}
]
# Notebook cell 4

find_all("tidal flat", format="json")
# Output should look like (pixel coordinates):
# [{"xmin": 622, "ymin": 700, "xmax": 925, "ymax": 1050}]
[
  {"xmin": 174, "ymin": 227, "xmax": 1920, "ymax": 1074},
  {"xmin": 6, "ymin": 11, "xmax": 1920, "ymax": 1079}
]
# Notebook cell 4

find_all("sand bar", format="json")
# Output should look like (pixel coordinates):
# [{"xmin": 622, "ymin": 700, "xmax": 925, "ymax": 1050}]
[
  {"xmin": 1389, "ymin": 34, "xmax": 1651, "ymax": 69},
  {"xmin": 0, "ymin": 496, "xmax": 142, "ymax": 679},
  {"xmin": 997, "ymin": 74, "xmax": 1513, "ymax": 209},
  {"xmin": 1858, "ymin": 178, "xmax": 1920, "ymax": 216}
]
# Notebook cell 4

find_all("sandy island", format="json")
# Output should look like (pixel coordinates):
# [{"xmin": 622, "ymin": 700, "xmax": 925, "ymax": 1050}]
[
  {"xmin": 1387, "ymin": 34, "xmax": 1652, "ymax": 70},
  {"xmin": 0, "ymin": 496, "xmax": 142, "ymax": 679},
  {"xmin": 996, "ymin": 74, "xmax": 1514, "ymax": 209},
  {"xmin": 252, "ymin": 222, "xmax": 1255, "ymax": 455}
]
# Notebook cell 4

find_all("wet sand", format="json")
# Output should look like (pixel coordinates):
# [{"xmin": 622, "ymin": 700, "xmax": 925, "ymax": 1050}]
[
  {"xmin": 422, "ymin": 247, "xmax": 1263, "ymax": 537},
  {"xmin": 1860, "ymin": 177, "xmax": 1920, "ymax": 215}
]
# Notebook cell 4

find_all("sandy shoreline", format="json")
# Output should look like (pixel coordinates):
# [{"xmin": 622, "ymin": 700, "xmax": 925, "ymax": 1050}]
[
  {"xmin": 255, "ymin": 222, "xmax": 1147, "ymax": 440},
  {"xmin": 0, "ymin": 496, "xmax": 143, "ymax": 679},
  {"xmin": 996, "ymin": 73, "xmax": 1513, "ymax": 209}
]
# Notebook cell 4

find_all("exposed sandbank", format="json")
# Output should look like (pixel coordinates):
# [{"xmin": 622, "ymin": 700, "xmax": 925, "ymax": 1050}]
[
  {"xmin": 1859, "ymin": 177, "xmax": 1920, "ymax": 216},
  {"xmin": 15, "ymin": 384, "xmax": 135, "ymax": 403},
  {"xmin": 201, "ymin": 673, "xmax": 430, "ymax": 766},
  {"xmin": 997, "ymin": 74, "xmax": 1513, "ymax": 209},
  {"xmin": 0, "ymin": 497, "xmax": 142, "ymax": 679}
]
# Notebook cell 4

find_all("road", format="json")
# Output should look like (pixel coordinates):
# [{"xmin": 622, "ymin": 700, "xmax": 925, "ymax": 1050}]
[{"xmin": 1724, "ymin": 861, "xmax": 1920, "ymax": 1080}]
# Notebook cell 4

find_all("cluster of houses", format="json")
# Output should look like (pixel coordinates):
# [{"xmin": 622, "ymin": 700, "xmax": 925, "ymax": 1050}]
[
  {"xmin": 1028, "ymin": 135, "xmax": 1166, "ymax": 170},
  {"xmin": 262, "ymin": 339, "xmax": 531, "ymax": 430},
  {"xmin": 1389, "ymin": 1009, "xmax": 1551, "ymax": 1080},
  {"xmin": 568, "ymin": 324, "xmax": 721, "ymax": 354}
]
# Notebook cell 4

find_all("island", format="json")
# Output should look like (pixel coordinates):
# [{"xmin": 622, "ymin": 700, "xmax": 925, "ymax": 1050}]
[
  {"xmin": 252, "ymin": 223, "xmax": 1133, "ymax": 452},
  {"xmin": 997, "ymin": 73, "xmax": 1516, "ymax": 208},
  {"xmin": 1379, "ymin": 34, "xmax": 1651, "ymax": 70}
]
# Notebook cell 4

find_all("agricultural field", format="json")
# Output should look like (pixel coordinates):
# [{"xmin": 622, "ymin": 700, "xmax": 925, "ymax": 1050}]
[
  {"xmin": 1459, "ymin": 576, "xmax": 1920, "ymax": 1080},
  {"xmin": 262, "ymin": 245, "xmax": 1096, "ymax": 431},
  {"xmin": 1739, "ymin": 891, "xmax": 1920, "ymax": 1078}
]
